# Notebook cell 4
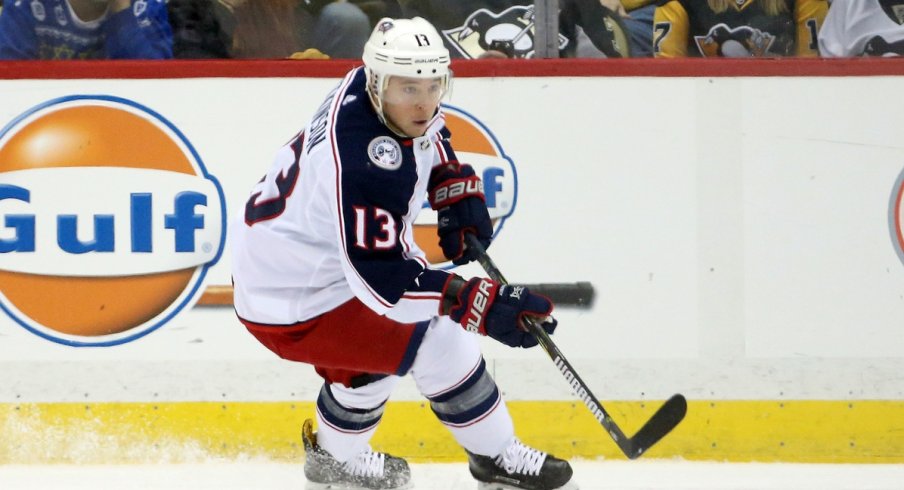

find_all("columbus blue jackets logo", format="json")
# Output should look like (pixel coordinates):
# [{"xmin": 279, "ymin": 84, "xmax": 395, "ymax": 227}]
[
  {"xmin": 0, "ymin": 96, "xmax": 225, "ymax": 346},
  {"xmin": 367, "ymin": 136, "xmax": 403, "ymax": 170},
  {"xmin": 442, "ymin": 5, "xmax": 567, "ymax": 59},
  {"xmin": 378, "ymin": 20, "xmax": 395, "ymax": 33}
]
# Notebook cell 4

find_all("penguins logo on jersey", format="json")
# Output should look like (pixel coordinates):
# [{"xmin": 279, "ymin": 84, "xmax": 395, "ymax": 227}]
[
  {"xmin": 879, "ymin": 0, "xmax": 904, "ymax": 24},
  {"xmin": 864, "ymin": 36, "xmax": 904, "ymax": 56},
  {"xmin": 367, "ymin": 136, "xmax": 403, "ymax": 170},
  {"xmin": 442, "ymin": 5, "xmax": 567, "ymax": 59},
  {"xmin": 695, "ymin": 23, "xmax": 776, "ymax": 57}
]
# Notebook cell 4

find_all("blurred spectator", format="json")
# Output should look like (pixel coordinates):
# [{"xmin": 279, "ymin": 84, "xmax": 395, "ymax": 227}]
[
  {"xmin": 653, "ymin": 0, "xmax": 827, "ymax": 57},
  {"xmin": 167, "ymin": 0, "xmax": 231, "ymax": 58},
  {"xmin": 0, "ymin": 0, "xmax": 172, "ymax": 59},
  {"xmin": 619, "ymin": 0, "xmax": 656, "ymax": 56},
  {"xmin": 577, "ymin": 0, "xmax": 655, "ymax": 56},
  {"xmin": 400, "ymin": 0, "xmax": 632, "ymax": 58},
  {"xmin": 167, "ymin": 0, "xmax": 376, "ymax": 59},
  {"xmin": 297, "ymin": 0, "xmax": 371, "ymax": 58},
  {"xmin": 818, "ymin": 0, "xmax": 904, "ymax": 56}
]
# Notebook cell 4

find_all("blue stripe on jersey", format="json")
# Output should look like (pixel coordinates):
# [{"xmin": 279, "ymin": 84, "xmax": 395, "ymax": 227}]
[
  {"xmin": 316, "ymin": 384, "xmax": 384, "ymax": 433},
  {"xmin": 333, "ymin": 69, "xmax": 429, "ymax": 306},
  {"xmin": 396, "ymin": 320, "xmax": 430, "ymax": 376},
  {"xmin": 428, "ymin": 359, "xmax": 502, "ymax": 426}
]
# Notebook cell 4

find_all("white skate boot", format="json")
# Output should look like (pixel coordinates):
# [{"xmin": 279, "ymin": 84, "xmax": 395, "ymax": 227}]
[
  {"xmin": 302, "ymin": 419, "xmax": 412, "ymax": 490},
  {"xmin": 466, "ymin": 437, "xmax": 576, "ymax": 490}
]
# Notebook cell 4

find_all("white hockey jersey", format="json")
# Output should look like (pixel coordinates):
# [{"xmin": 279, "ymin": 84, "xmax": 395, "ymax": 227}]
[
  {"xmin": 819, "ymin": 0, "xmax": 904, "ymax": 56},
  {"xmin": 231, "ymin": 67, "xmax": 458, "ymax": 325}
]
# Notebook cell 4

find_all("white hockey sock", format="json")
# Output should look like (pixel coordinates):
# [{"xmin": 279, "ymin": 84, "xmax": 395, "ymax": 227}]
[{"xmin": 314, "ymin": 377, "xmax": 398, "ymax": 463}]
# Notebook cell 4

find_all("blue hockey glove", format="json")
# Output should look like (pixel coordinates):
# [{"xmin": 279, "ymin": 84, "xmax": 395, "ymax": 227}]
[
  {"xmin": 429, "ymin": 164, "xmax": 492, "ymax": 265},
  {"xmin": 444, "ymin": 277, "xmax": 557, "ymax": 348}
]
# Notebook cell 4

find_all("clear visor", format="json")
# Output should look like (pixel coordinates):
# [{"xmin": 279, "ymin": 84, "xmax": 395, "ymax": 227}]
[{"xmin": 381, "ymin": 76, "xmax": 447, "ymax": 106}]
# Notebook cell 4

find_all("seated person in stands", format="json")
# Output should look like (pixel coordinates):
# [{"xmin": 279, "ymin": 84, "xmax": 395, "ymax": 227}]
[
  {"xmin": 652, "ymin": 0, "xmax": 827, "ymax": 57},
  {"xmin": 818, "ymin": 0, "xmax": 904, "ymax": 57},
  {"xmin": 167, "ymin": 0, "xmax": 399, "ymax": 59},
  {"xmin": 0, "ymin": 0, "xmax": 172, "ymax": 59}
]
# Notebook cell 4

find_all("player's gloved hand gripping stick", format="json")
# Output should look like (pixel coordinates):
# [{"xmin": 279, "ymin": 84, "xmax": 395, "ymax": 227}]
[{"xmin": 464, "ymin": 234, "xmax": 688, "ymax": 459}]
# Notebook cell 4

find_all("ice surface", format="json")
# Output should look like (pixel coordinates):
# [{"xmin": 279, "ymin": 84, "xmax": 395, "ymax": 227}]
[{"xmin": 1, "ymin": 460, "xmax": 903, "ymax": 490}]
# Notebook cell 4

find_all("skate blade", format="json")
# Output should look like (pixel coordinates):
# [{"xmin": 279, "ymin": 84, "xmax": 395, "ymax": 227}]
[
  {"xmin": 477, "ymin": 481, "xmax": 579, "ymax": 490},
  {"xmin": 305, "ymin": 481, "xmax": 414, "ymax": 490}
]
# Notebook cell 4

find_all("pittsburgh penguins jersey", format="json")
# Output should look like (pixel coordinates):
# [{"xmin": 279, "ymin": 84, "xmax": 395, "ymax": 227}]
[
  {"xmin": 653, "ymin": 0, "xmax": 827, "ymax": 57},
  {"xmin": 402, "ymin": 0, "xmax": 630, "ymax": 58},
  {"xmin": 0, "ymin": 0, "xmax": 172, "ymax": 60},
  {"xmin": 231, "ymin": 67, "xmax": 456, "ymax": 326},
  {"xmin": 819, "ymin": 0, "xmax": 904, "ymax": 56}
]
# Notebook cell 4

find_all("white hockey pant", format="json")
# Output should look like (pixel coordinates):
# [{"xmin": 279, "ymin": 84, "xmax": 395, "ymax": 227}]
[{"xmin": 315, "ymin": 316, "xmax": 514, "ymax": 463}]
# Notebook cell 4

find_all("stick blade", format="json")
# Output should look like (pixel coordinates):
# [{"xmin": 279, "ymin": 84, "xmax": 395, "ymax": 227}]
[{"xmin": 625, "ymin": 394, "xmax": 687, "ymax": 459}]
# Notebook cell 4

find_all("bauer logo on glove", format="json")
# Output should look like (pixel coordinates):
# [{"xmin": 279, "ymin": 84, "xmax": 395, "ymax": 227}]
[
  {"xmin": 428, "ymin": 163, "xmax": 493, "ymax": 265},
  {"xmin": 444, "ymin": 276, "xmax": 558, "ymax": 348}
]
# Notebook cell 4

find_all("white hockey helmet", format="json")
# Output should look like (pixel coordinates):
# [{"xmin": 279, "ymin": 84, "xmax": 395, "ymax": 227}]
[{"xmin": 362, "ymin": 17, "xmax": 452, "ymax": 122}]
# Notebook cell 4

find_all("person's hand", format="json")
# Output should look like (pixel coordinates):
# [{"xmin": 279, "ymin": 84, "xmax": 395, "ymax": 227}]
[
  {"xmin": 429, "ymin": 164, "xmax": 492, "ymax": 265},
  {"xmin": 446, "ymin": 277, "xmax": 557, "ymax": 348}
]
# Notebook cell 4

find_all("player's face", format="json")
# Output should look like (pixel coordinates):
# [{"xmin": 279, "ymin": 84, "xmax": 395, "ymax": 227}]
[{"xmin": 381, "ymin": 76, "xmax": 445, "ymax": 137}]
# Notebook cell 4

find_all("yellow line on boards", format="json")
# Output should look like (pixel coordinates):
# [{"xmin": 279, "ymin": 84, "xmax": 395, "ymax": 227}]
[{"xmin": 1, "ymin": 401, "xmax": 902, "ymax": 464}]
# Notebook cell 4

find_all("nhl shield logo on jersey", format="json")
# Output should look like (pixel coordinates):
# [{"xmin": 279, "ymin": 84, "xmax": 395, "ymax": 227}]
[
  {"xmin": 368, "ymin": 136, "xmax": 403, "ymax": 170},
  {"xmin": 0, "ymin": 96, "xmax": 225, "ymax": 346},
  {"xmin": 413, "ymin": 105, "xmax": 516, "ymax": 265}
]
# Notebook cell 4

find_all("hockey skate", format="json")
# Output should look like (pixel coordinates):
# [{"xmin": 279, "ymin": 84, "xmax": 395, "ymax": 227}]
[
  {"xmin": 466, "ymin": 438, "xmax": 576, "ymax": 490},
  {"xmin": 302, "ymin": 419, "xmax": 412, "ymax": 490}
]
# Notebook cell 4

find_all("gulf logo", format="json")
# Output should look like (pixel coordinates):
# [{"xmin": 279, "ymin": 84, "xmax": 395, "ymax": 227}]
[
  {"xmin": 890, "ymin": 167, "xmax": 904, "ymax": 267},
  {"xmin": 414, "ymin": 105, "xmax": 517, "ymax": 265},
  {"xmin": 0, "ymin": 96, "xmax": 225, "ymax": 347}
]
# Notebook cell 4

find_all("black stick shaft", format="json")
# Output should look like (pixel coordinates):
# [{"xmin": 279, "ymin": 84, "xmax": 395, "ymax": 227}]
[
  {"xmin": 465, "ymin": 235, "xmax": 635, "ymax": 454},
  {"xmin": 465, "ymin": 235, "xmax": 687, "ymax": 459}
]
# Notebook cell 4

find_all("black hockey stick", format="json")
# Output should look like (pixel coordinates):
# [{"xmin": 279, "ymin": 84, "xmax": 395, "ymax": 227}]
[{"xmin": 465, "ymin": 235, "xmax": 687, "ymax": 459}]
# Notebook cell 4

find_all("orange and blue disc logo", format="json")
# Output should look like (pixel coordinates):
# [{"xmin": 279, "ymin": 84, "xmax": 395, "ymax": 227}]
[
  {"xmin": 0, "ymin": 96, "xmax": 226, "ymax": 346},
  {"xmin": 413, "ymin": 105, "xmax": 517, "ymax": 265},
  {"xmin": 890, "ymin": 167, "xmax": 904, "ymax": 267}
]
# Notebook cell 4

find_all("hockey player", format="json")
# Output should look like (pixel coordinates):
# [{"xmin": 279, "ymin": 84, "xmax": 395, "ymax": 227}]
[
  {"xmin": 818, "ymin": 0, "xmax": 904, "ymax": 56},
  {"xmin": 652, "ymin": 0, "xmax": 827, "ymax": 57},
  {"xmin": 230, "ymin": 16, "xmax": 574, "ymax": 490}
]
